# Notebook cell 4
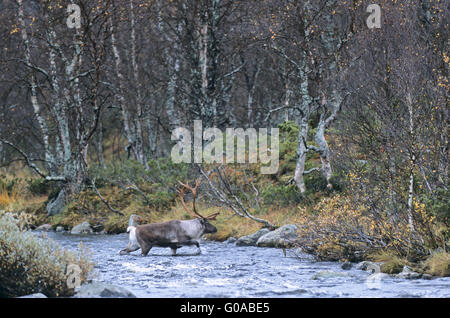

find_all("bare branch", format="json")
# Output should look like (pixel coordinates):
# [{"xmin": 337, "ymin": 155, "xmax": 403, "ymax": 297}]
[{"xmin": 90, "ymin": 178, "xmax": 124, "ymax": 216}]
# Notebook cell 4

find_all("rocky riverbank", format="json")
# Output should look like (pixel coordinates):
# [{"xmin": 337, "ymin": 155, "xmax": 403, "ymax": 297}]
[{"xmin": 30, "ymin": 216, "xmax": 449, "ymax": 283}]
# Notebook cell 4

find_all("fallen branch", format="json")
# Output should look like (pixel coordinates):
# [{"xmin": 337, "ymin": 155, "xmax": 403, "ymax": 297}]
[
  {"xmin": 0, "ymin": 138, "xmax": 66, "ymax": 182},
  {"xmin": 199, "ymin": 165, "xmax": 276, "ymax": 229}
]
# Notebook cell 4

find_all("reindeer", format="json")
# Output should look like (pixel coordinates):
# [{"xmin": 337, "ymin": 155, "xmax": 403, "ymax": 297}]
[{"xmin": 119, "ymin": 180, "xmax": 219, "ymax": 256}]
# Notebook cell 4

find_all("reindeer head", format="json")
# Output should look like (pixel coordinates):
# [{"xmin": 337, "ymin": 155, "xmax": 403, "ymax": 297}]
[{"xmin": 179, "ymin": 179, "xmax": 219, "ymax": 234}]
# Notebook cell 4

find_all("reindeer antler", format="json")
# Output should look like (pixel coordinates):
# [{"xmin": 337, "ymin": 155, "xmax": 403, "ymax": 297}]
[{"xmin": 178, "ymin": 179, "xmax": 219, "ymax": 220}]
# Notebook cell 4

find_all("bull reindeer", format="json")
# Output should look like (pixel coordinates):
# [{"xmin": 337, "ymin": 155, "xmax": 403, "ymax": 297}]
[{"xmin": 119, "ymin": 180, "xmax": 219, "ymax": 256}]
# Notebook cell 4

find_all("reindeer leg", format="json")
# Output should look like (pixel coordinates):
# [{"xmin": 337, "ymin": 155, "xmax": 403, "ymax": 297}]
[
  {"xmin": 140, "ymin": 243, "xmax": 152, "ymax": 256},
  {"xmin": 119, "ymin": 245, "xmax": 140, "ymax": 255},
  {"xmin": 183, "ymin": 240, "xmax": 201, "ymax": 255},
  {"xmin": 170, "ymin": 247, "xmax": 177, "ymax": 256}
]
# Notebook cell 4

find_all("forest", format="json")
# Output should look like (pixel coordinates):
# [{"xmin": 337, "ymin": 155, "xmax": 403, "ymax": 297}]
[{"xmin": 0, "ymin": 0, "xmax": 448, "ymax": 297}]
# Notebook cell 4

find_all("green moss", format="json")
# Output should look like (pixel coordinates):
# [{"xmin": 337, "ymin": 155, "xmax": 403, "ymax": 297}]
[
  {"xmin": 380, "ymin": 261, "xmax": 404, "ymax": 274},
  {"xmin": 369, "ymin": 251, "xmax": 408, "ymax": 274}
]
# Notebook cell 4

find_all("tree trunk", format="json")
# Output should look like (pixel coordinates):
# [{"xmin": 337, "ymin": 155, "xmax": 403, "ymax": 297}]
[
  {"xmin": 294, "ymin": 118, "xmax": 309, "ymax": 193},
  {"xmin": 315, "ymin": 117, "xmax": 333, "ymax": 189}
]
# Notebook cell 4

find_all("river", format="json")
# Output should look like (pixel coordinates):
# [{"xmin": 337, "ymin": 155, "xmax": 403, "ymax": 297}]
[{"xmin": 44, "ymin": 232, "xmax": 450, "ymax": 298}]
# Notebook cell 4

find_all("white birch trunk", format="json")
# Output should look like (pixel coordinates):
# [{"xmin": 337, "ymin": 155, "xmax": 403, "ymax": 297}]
[
  {"xmin": 294, "ymin": 118, "xmax": 309, "ymax": 193},
  {"xmin": 129, "ymin": 0, "xmax": 146, "ymax": 166},
  {"xmin": 110, "ymin": 15, "xmax": 137, "ymax": 161},
  {"xmin": 406, "ymin": 91, "xmax": 415, "ymax": 231},
  {"xmin": 293, "ymin": 55, "xmax": 312, "ymax": 193},
  {"xmin": 17, "ymin": 0, "xmax": 55, "ymax": 173}
]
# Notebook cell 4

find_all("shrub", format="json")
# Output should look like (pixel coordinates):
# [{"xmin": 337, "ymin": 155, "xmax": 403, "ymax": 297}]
[
  {"xmin": 27, "ymin": 178, "xmax": 56, "ymax": 196},
  {"xmin": 0, "ymin": 184, "xmax": 16, "ymax": 209},
  {"xmin": 88, "ymin": 158, "xmax": 189, "ymax": 212},
  {"xmin": 423, "ymin": 251, "xmax": 450, "ymax": 277},
  {"xmin": 421, "ymin": 188, "xmax": 450, "ymax": 225},
  {"xmin": 0, "ymin": 213, "xmax": 93, "ymax": 297},
  {"xmin": 295, "ymin": 193, "xmax": 436, "ymax": 262},
  {"xmin": 278, "ymin": 121, "xmax": 300, "ymax": 175},
  {"xmin": 261, "ymin": 184, "xmax": 302, "ymax": 207}
]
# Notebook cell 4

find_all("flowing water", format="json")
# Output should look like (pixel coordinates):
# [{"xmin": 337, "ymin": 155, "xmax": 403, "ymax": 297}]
[{"xmin": 44, "ymin": 232, "xmax": 450, "ymax": 298}]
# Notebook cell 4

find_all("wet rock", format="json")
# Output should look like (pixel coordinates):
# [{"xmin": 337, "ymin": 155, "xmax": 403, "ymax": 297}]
[
  {"xmin": 236, "ymin": 228, "xmax": 271, "ymax": 246},
  {"xmin": 92, "ymin": 224, "xmax": 105, "ymax": 233},
  {"xmin": 256, "ymin": 224, "xmax": 299, "ymax": 248},
  {"xmin": 74, "ymin": 281, "xmax": 136, "ymax": 298},
  {"xmin": 421, "ymin": 274, "xmax": 434, "ymax": 280},
  {"xmin": 46, "ymin": 189, "xmax": 66, "ymax": 216},
  {"xmin": 224, "ymin": 237, "xmax": 237, "ymax": 244},
  {"xmin": 341, "ymin": 262, "xmax": 353, "ymax": 270},
  {"xmin": 35, "ymin": 224, "xmax": 52, "ymax": 232},
  {"xmin": 395, "ymin": 266, "xmax": 422, "ymax": 279},
  {"xmin": 55, "ymin": 226, "xmax": 65, "ymax": 232},
  {"xmin": 18, "ymin": 293, "xmax": 47, "ymax": 298},
  {"xmin": 356, "ymin": 261, "xmax": 381, "ymax": 272},
  {"xmin": 312, "ymin": 270, "xmax": 350, "ymax": 280},
  {"xmin": 70, "ymin": 221, "xmax": 93, "ymax": 235}
]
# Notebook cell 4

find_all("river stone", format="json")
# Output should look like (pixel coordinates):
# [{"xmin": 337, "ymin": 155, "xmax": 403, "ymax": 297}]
[
  {"xmin": 46, "ymin": 189, "xmax": 66, "ymax": 216},
  {"xmin": 224, "ymin": 237, "xmax": 237, "ymax": 244},
  {"xmin": 236, "ymin": 228, "xmax": 271, "ymax": 246},
  {"xmin": 35, "ymin": 224, "xmax": 52, "ymax": 232},
  {"xmin": 341, "ymin": 262, "xmax": 353, "ymax": 270},
  {"xmin": 55, "ymin": 226, "xmax": 65, "ymax": 232},
  {"xmin": 92, "ymin": 224, "xmax": 105, "ymax": 233},
  {"xmin": 356, "ymin": 261, "xmax": 382, "ymax": 272},
  {"xmin": 18, "ymin": 293, "xmax": 47, "ymax": 298},
  {"xmin": 74, "ymin": 282, "xmax": 136, "ymax": 298},
  {"xmin": 71, "ymin": 221, "xmax": 93, "ymax": 235},
  {"xmin": 395, "ymin": 266, "xmax": 422, "ymax": 279},
  {"xmin": 256, "ymin": 224, "xmax": 299, "ymax": 248},
  {"xmin": 421, "ymin": 274, "xmax": 433, "ymax": 280}
]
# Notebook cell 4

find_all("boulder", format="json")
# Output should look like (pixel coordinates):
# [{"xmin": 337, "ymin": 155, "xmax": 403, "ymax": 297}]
[
  {"xmin": 236, "ymin": 228, "xmax": 271, "ymax": 246},
  {"xmin": 356, "ymin": 261, "xmax": 381, "ymax": 272},
  {"xmin": 46, "ymin": 189, "xmax": 66, "ymax": 216},
  {"xmin": 421, "ymin": 274, "xmax": 434, "ymax": 280},
  {"xmin": 395, "ymin": 266, "xmax": 422, "ymax": 279},
  {"xmin": 224, "ymin": 237, "xmax": 237, "ymax": 244},
  {"xmin": 18, "ymin": 293, "xmax": 47, "ymax": 298},
  {"xmin": 256, "ymin": 224, "xmax": 299, "ymax": 248},
  {"xmin": 74, "ymin": 282, "xmax": 136, "ymax": 298},
  {"xmin": 35, "ymin": 224, "xmax": 52, "ymax": 232},
  {"xmin": 71, "ymin": 221, "xmax": 93, "ymax": 235}
]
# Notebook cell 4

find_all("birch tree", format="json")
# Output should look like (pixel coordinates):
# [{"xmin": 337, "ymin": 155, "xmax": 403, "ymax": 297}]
[{"xmin": 3, "ymin": 0, "xmax": 112, "ymax": 210}]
